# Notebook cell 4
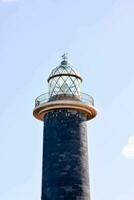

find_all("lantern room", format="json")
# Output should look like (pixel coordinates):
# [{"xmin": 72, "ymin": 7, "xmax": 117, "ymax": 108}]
[{"xmin": 48, "ymin": 55, "xmax": 82, "ymax": 98}]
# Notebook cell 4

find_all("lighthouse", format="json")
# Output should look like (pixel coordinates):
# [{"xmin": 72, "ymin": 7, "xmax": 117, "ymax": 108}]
[{"xmin": 33, "ymin": 55, "xmax": 97, "ymax": 200}]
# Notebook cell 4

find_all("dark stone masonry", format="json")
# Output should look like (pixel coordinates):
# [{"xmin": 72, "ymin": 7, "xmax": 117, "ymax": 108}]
[{"xmin": 41, "ymin": 109, "xmax": 90, "ymax": 200}]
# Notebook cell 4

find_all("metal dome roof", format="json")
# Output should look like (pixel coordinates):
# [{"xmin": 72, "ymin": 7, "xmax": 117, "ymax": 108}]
[{"xmin": 48, "ymin": 59, "xmax": 82, "ymax": 82}]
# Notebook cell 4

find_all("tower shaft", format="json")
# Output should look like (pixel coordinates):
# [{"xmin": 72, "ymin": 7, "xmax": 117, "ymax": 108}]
[{"xmin": 41, "ymin": 109, "xmax": 90, "ymax": 200}]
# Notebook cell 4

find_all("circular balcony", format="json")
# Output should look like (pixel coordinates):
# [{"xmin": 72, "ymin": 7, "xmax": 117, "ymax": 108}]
[
  {"xmin": 33, "ymin": 93, "xmax": 97, "ymax": 121},
  {"xmin": 35, "ymin": 93, "xmax": 94, "ymax": 107}
]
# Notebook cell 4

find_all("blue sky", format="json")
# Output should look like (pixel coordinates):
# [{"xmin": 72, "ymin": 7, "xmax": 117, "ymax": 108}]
[{"xmin": 0, "ymin": 0, "xmax": 134, "ymax": 199}]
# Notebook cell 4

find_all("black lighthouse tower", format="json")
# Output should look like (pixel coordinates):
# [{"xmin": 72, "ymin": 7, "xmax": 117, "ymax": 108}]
[{"xmin": 33, "ymin": 55, "xmax": 97, "ymax": 200}]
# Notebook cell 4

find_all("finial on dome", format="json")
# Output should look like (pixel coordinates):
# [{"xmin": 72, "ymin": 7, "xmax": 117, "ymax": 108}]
[
  {"xmin": 61, "ymin": 53, "xmax": 68, "ymax": 66},
  {"xmin": 62, "ymin": 53, "xmax": 68, "ymax": 61}
]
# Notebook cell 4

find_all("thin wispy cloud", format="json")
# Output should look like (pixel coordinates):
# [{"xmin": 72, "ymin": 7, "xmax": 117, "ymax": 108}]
[
  {"xmin": 122, "ymin": 136, "xmax": 134, "ymax": 159},
  {"xmin": 0, "ymin": 0, "xmax": 18, "ymax": 3}
]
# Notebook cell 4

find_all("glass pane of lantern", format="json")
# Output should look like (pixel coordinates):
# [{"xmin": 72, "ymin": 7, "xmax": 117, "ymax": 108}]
[{"xmin": 48, "ymin": 63, "xmax": 82, "ymax": 97}]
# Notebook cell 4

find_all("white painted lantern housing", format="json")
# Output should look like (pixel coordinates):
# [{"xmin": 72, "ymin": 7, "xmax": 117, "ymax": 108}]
[{"xmin": 48, "ymin": 57, "xmax": 82, "ymax": 98}]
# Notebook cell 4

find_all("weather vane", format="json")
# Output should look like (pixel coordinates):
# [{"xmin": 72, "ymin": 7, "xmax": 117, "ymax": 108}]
[{"xmin": 62, "ymin": 53, "xmax": 68, "ymax": 61}]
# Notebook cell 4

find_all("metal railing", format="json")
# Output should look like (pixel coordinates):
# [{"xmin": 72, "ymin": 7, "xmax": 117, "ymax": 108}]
[{"xmin": 35, "ymin": 92, "xmax": 94, "ymax": 107}]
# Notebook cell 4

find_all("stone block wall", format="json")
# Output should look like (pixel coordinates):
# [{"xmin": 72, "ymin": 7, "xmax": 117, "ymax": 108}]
[{"xmin": 41, "ymin": 109, "xmax": 90, "ymax": 200}]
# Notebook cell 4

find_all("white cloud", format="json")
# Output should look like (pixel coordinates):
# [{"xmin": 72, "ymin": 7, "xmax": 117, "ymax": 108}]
[
  {"xmin": 122, "ymin": 136, "xmax": 134, "ymax": 159},
  {"xmin": 114, "ymin": 186, "xmax": 134, "ymax": 200}
]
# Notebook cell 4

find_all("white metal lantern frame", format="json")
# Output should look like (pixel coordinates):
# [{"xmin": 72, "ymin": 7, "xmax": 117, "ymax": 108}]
[{"xmin": 48, "ymin": 63, "xmax": 83, "ymax": 98}]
